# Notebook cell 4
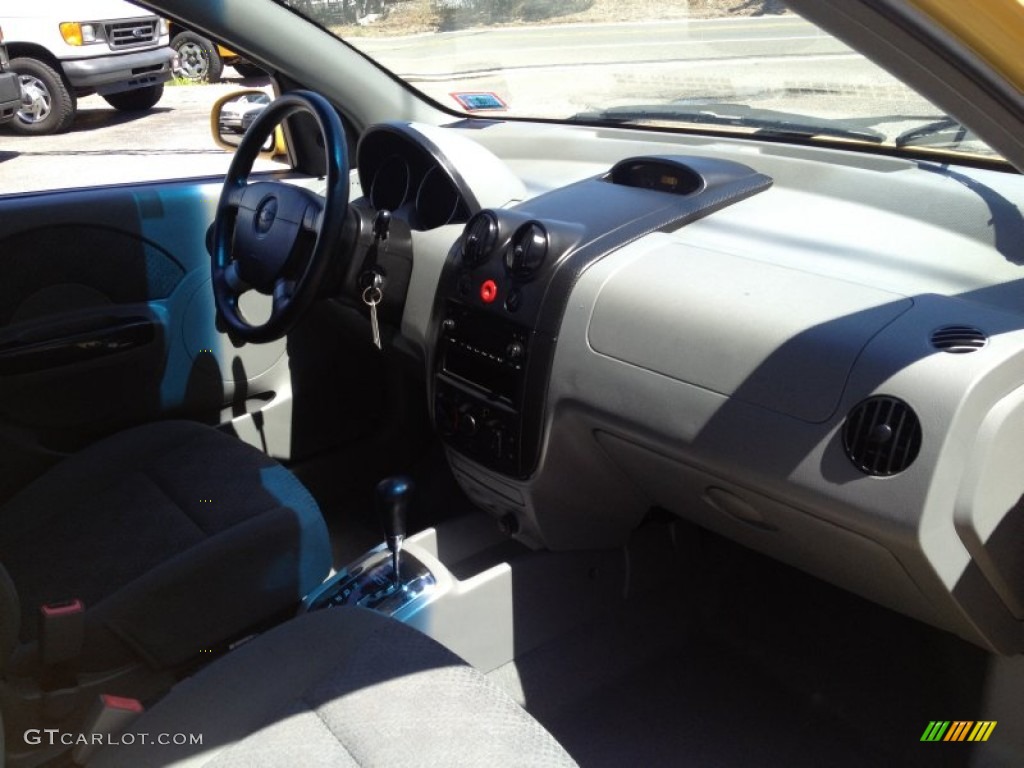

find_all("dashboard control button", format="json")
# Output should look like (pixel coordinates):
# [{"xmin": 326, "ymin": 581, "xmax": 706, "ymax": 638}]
[
  {"xmin": 458, "ymin": 408, "xmax": 479, "ymax": 436},
  {"xmin": 506, "ymin": 342, "xmax": 524, "ymax": 361},
  {"xmin": 505, "ymin": 289, "xmax": 522, "ymax": 312},
  {"xmin": 480, "ymin": 279, "xmax": 498, "ymax": 304}
]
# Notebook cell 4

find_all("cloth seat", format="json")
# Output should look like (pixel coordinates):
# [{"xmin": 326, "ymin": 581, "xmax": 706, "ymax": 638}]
[
  {"xmin": 0, "ymin": 420, "xmax": 331, "ymax": 676},
  {"xmin": 88, "ymin": 606, "xmax": 578, "ymax": 767}
]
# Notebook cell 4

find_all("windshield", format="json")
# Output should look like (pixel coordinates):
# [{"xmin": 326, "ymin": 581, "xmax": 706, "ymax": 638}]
[{"xmin": 278, "ymin": 0, "xmax": 1003, "ymax": 162}]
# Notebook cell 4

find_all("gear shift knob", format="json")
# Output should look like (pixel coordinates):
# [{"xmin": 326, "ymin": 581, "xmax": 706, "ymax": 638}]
[{"xmin": 376, "ymin": 476, "xmax": 412, "ymax": 585}]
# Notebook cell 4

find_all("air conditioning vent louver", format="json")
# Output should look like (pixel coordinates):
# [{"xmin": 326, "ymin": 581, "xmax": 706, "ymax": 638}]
[
  {"xmin": 843, "ymin": 396, "xmax": 921, "ymax": 476},
  {"xmin": 931, "ymin": 326, "xmax": 988, "ymax": 353},
  {"xmin": 505, "ymin": 221, "xmax": 548, "ymax": 279},
  {"xmin": 460, "ymin": 211, "xmax": 498, "ymax": 268}
]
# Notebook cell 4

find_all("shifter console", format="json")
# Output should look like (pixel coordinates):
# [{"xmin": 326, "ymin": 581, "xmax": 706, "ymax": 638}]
[
  {"xmin": 304, "ymin": 544, "xmax": 436, "ymax": 614},
  {"xmin": 304, "ymin": 476, "xmax": 437, "ymax": 615}
]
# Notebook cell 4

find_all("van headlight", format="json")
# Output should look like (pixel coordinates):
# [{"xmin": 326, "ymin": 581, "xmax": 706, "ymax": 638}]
[{"xmin": 60, "ymin": 22, "xmax": 99, "ymax": 46}]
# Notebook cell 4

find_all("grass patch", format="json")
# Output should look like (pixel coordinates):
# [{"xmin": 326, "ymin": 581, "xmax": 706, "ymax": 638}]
[{"xmin": 167, "ymin": 75, "xmax": 212, "ymax": 87}]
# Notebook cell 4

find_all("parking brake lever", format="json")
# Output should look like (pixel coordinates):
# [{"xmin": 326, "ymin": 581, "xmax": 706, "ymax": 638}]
[{"xmin": 376, "ymin": 476, "xmax": 412, "ymax": 588}]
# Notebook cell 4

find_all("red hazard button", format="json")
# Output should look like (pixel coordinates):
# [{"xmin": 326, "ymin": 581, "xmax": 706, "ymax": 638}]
[{"xmin": 480, "ymin": 279, "xmax": 498, "ymax": 304}]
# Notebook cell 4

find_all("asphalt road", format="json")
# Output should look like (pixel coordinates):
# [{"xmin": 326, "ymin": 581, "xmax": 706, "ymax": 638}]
[
  {"xmin": 351, "ymin": 15, "xmax": 930, "ymax": 121},
  {"xmin": 356, "ymin": 16, "xmax": 845, "ymax": 74}
]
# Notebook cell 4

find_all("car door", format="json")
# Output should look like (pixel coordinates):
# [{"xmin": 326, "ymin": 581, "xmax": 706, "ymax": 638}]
[{"xmin": 0, "ymin": 174, "xmax": 294, "ymax": 500}]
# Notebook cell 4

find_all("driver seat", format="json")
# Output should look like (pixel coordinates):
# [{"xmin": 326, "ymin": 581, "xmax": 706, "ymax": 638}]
[{"xmin": 0, "ymin": 420, "xmax": 331, "ymax": 733}]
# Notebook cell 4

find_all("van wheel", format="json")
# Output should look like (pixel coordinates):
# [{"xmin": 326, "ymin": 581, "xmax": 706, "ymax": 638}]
[
  {"xmin": 103, "ymin": 85, "xmax": 165, "ymax": 112},
  {"xmin": 172, "ymin": 31, "xmax": 223, "ymax": 82},
  {"xmin": 8, "ymin": 57, "xmax": 76, "ymax": 135}
]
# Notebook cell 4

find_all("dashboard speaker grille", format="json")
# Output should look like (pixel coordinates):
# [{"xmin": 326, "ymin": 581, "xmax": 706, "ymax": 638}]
[
  {"xmin": 931, "ymin": 326, "xmax": 987, "ymax": 353},
  {"xmin": 843, "ymin": 396, "xmax": 921, "ymax": 476}
]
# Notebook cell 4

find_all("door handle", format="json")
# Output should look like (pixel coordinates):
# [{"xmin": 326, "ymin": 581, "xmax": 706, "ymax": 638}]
[{"xmin": 0, "ymin": 317, "xmax": 155, "ymax": 375}]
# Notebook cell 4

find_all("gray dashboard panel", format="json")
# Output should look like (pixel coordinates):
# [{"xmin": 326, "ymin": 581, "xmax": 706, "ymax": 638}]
[
  {"xmin": 588, "ymin": 243, "xmax": 911, "ymax": 423},
  {"xmin": 398, "ymin": 118, "xmax": 1024, "ymax": 654}
]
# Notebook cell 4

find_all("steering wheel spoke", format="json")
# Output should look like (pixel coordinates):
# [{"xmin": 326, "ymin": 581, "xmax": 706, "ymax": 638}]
[
  {"xmin": 222, "ymin": 261, "xmax": 251, "ymax": 295},
  {"xmin": 302, "ymin": 199, "xmax": 325, "ymax": 234},
  {"xmin": 211, "ymin": 91, "xmax": 350, "ymax": 343},
  {"xmin": 272, "ymin": 278, "xmax": 297, "ymax": 313},
  {"xmin": 224, "ymin": 183, "xmax": 246, "ymax": 211}
]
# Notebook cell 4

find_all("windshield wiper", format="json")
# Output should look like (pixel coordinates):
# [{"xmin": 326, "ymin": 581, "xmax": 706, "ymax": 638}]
[
  {"xmin": 569, "ymin": 103, "xmax": 885, "ymax": 144},
  {"xmin": 895, "ymin": 117, "xmax": 979, "ymax": 149}
]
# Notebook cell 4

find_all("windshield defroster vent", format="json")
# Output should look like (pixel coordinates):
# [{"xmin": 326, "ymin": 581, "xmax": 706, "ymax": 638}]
[
  {"xmin": 843, "ymin": 396, "xmax": 921, "ymax": 476},
  {"xmin": 931, "ymin": 326, "xmax": 988, "ymax": 353}
]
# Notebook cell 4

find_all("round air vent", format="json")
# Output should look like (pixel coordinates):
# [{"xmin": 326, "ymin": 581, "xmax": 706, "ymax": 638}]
[
  {"xmin": 931, "ymin": 325, "xmax": 988, "ymax": 353},
  {"xmin": 460, "ymin": 211, "xmax": 498, "ymax": 268},
  {"xmin": 842, "ymin": 396, "xmax": 921, "ymax": 476},
  {"xmin": 505, "ymin": 221, "xmax": 548, "ymax": 279}
]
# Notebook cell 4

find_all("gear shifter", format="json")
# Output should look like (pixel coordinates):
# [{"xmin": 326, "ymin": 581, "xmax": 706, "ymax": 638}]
[
  {"xmin": 376, "ymin": 476, "xmax": 412, "ymax": 587},
  {"xmin": 304, "ymin": 475, "xmax": 435, "ymax": 614}
]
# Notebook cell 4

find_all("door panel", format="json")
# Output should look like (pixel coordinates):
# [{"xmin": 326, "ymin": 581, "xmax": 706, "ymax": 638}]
[{"xmin": 0, "ymin": 178, "xmax": 292, "ymax": 500}]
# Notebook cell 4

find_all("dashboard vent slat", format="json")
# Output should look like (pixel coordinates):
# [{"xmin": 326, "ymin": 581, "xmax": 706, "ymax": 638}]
[
  {"xmin": 931, "ymin": 326, "xmax": 987, "ymax": 353},
  {"xmin": 460, "ymin": 211, "xmax": 498, "ymax": 268},
  {"xmin": 842, "ymin": 396, "xmax": 921, "ymax": 476}
]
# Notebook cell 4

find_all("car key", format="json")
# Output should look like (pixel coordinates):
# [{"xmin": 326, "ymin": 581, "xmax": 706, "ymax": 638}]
[{"xmin": 363, "ymin": 278, "xmax": 383, "ymax": 350}]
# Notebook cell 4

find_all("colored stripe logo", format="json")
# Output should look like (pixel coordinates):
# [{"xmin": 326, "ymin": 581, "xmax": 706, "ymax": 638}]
[{"xmin": 921, "ymin": 721, "xmax": 997, "ymax": 742}]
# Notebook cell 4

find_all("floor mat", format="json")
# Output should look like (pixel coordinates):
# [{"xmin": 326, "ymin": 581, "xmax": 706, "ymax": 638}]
[{"xmin": 491, "ymin": 528, "xmax": 1019, "ymax": 768}]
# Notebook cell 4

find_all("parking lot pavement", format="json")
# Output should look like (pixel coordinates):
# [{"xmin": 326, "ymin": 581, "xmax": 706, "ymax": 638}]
[{"xmin": 0, "ymin": 72, "xmax": 283, "ymax": 195}]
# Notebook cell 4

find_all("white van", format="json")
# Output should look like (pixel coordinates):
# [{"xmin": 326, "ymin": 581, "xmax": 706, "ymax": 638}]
[
  {"xmin": 0, "ymin": 26, "xmax": 23, "ymax": 124},
  {"xmin": 0, "ymin": 0, "xmax": 174, "ymax": 134}
]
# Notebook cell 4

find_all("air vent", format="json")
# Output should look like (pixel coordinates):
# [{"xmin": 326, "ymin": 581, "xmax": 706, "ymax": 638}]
[
  {"xmin": 460, "ymin": 211, "xmax": 498, "ymax": 268},
  {"xmin": 843, "ymin": 396, "xmax": 921, "ymax": 476},
  {"xmin": 931, "ymin": 325, "xmax": 987, "ymax": 353},
  {"xmin": 505, "ymin": 221, "xmax": 548, "ymax": 279}
]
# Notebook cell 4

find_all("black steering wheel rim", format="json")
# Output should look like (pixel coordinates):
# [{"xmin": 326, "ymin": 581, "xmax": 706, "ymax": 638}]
[{"xmin": 212, "ymin": 90, "xmax": 349, "ymax": 343}]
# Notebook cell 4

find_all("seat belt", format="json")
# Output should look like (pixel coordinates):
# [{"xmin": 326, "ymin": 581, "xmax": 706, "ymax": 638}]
[
  {"xmin": 71, "ymin": 695, "xmax": 144, "ymax": 766},
  {"xmin": 38, "ymin": 599, "xmax": 84, "ymax": 666}
]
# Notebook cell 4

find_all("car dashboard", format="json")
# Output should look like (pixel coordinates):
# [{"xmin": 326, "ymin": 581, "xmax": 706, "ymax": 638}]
[{"xmin": 345, "ymin": 117, "xmax": 1024, "ymax": 656}]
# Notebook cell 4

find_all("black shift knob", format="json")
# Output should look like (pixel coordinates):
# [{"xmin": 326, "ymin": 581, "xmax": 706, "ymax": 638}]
[{"xmin": 376, "ymin": 476, "xmax": 412, "ymax": 546}]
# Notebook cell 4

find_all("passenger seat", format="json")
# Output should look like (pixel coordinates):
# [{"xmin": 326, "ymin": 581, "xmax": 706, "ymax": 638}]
[{"xmin": 87, "ymin": 605, "xmax": 578, "ymax": 767}]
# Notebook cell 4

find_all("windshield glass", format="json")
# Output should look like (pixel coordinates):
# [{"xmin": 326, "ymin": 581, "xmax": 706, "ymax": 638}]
[{"xmin": 278, "ymin": 0, "xmax": 1003, "ymax": 162}]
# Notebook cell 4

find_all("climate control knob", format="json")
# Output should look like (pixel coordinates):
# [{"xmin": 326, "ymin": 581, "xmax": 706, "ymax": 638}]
[{"xmin": 458, "ymin": 406, "xmax": 479, "ymax": 437}]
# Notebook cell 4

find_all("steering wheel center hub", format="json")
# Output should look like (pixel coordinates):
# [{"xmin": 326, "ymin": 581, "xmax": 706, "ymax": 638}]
[{"xmin": 254, "ymin": 195, "xmax": 278, "ymax": 235}]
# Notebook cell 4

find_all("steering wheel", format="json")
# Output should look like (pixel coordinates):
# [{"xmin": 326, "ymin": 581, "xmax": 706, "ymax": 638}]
[{"xmin": 212, "ymin": 90, "xmax": 349, "ymax": 343}]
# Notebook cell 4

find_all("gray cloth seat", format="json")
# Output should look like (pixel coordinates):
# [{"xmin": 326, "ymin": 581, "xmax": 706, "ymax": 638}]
[
  {"xmin": 89, "ymin": 606, "xmax": 578, "ymax": 767},
  {"xmin": 0, "ymin": 420, "xmax": 332, "ymax": 676}
]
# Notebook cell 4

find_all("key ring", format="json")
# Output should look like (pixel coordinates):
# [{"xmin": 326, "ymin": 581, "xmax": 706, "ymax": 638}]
[{"xmin": 362, "ymin": 286, "xmax": 382, "ymax": 306}]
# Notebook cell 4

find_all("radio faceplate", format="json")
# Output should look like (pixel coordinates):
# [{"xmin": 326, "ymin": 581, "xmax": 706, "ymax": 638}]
[{"xmin": 435, "ymin": 301, "xmax": 530, "ymax": 474}]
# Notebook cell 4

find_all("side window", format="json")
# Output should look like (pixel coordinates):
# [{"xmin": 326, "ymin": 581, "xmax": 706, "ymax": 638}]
[{"xmin": 0, "ymin": 17, "xmax": 284, "ymax": 195}]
